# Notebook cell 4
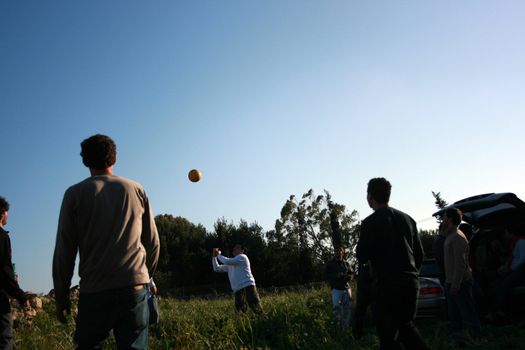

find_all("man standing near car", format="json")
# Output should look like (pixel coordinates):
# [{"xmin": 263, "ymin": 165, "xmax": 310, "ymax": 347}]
[
  {"xmin": 357, "ymin": 178, "xmax": 429, "ymax": 350},
  {"xmin": 442, "ymin": 208, "xmax": 481, "ymax": 340},
  {"xmin": 325, "ymin": 245, "xmax": 353, "ymax": 329},
  {"xmin": 53, "ymin": 134, "xmax": 160, "ymax": 349}
]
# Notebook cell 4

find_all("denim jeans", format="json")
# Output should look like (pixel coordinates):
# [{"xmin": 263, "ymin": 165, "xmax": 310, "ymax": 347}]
[
  {"xmin": 0, "ymin": 290, "xmax": 13, "ymax": 350},
  {"xmin": 75, "ymin": 286, "xmax": 149, "ymax": 350},
  {"xmin": 331, "ymin": 288, "xmax": 352, "ymax": 327},
  {"xmin": 0, "ymin": 312, "xmax": 13, "ymax": 350}
]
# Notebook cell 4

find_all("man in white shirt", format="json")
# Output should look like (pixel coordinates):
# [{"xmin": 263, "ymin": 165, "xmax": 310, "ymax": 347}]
[{"xmin": 212, "ymin": 244, "xmax": 262, "ymax": 313}]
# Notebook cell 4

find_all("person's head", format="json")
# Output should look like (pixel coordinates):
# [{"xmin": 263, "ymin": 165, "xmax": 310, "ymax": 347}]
[
  {"xmin": 334, "ymin": 245, "xmax": 345, "ymax": 260},
  {"xmin": 442, "ymin": 208, "xmax": 462, "ymax": 229},
  {"xmin": 367, "ymin": 177, "xmax": 391, "ymax": 209},
  {"xmin": 80, "ymin": 134, "xmax": 117, "ymax": 170},
  {"xmin": 0, "ymin": 196, "xmax": 9, "ymax": 227},
  {"xmin": 232, "ymin": 243, "xmax": 245, "ymax": 256}
]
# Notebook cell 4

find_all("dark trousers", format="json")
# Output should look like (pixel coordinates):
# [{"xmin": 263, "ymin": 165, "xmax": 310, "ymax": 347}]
[
  {"xmin": 446, "ymin": 279, "xmax": 481, "ymax": 337},
  {"xmin": 0, "ymin": 312, "xmax": 13, "ymax": 350},
  {"xmin": 353, "ymin": 275, "xmax": 375, "ymax": 338},
  {"xmin": 0, "ymin": 291, "xmax": 13, "ymax": 350},
  {"xmin": 375, "ymin": 285, "xmax": 429, "ymax": 350},
  {"xmin": 493, "ymin": 265, "xmax": 525, "ymax": 313},
  {"xmin": 75, "ymin": 286, "xmax": 149, "ymax": 350},
  {"xmin": 234, "ymin": 285, "xmax": 262, "ymax": 313}
]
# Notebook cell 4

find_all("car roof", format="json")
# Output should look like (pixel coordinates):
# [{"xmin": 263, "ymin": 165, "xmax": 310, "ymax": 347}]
[{"xmin": 432, "ymin": 192, "xmax": 525, "ymax": 229}]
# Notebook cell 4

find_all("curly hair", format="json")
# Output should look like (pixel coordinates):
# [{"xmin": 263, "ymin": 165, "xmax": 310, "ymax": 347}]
[
  {"xmin": 0, "ymin": 196, "xmax": 9, "ymax": 214},
  {"xmin": 367, "ymin": 177, "xmax": 392, "ymax": 204},
  {"xmin": 80, "ymin": 134, "xmax": 117, "ymax": 169}
]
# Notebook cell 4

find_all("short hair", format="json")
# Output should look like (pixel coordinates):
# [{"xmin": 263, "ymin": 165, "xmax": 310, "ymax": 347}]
[
  {"xmin": 367, "ymin": 177, "xmax": 392, "ymax": 204},
  {"xmin": 234, "ymin": 243, "xmax": 246, "ymax": 253},
  {"xmin": 0, "ymin": 196, "xmax": 9, "ymax": 214},
  {"xmin": 80, "ymin": 134, "xmax": 117, "ymax": 170},
  {"xmin": 444, "ymin": 208, "xmax": 463, "ymax": 226}
]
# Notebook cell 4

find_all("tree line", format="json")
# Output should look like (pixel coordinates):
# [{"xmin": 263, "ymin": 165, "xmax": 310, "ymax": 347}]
[{"xmin": 154, "ymin": 189, "xmax": 439, "ymax": 296}]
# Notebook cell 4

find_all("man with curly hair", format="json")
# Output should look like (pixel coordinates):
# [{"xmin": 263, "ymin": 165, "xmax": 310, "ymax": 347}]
[
  {"xmin": 53, "ymin": 134, "xmax": 160, "ymax": 349},
  {"xmin": 0, "ymin": 196, "xmax": 29, "ymax": 349}
]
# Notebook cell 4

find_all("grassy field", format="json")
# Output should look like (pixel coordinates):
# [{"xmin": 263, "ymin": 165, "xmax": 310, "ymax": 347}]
[{"xmin": 13, "ymin": 285, "xmax": 525, "ymax": 349}]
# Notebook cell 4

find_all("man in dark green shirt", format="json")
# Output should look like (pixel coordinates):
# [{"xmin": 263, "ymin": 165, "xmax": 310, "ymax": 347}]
[
  {"xmin": 356, "ymin": 178, "xmax": 428, "ymax": 350},
  {"xmin": 325, "ymin": 246, "xmax": 352, "ymax": 328}
]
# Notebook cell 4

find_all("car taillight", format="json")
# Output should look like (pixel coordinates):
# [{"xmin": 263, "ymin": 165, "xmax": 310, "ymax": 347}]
[{"xmin": 420, "ymin": 287, "xmax": 442, "ymax": 295}]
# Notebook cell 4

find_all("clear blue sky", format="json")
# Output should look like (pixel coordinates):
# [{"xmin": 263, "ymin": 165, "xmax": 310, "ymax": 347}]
[{"xmin": 1, "ymin": 1, "xmax": 524, "ymax": 293}]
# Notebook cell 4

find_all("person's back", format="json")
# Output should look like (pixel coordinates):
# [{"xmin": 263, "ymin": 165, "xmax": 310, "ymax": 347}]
[
  {"xmin": 53, "ymin": 134, "xmax": 160, "ymax": 350},
  {"xmin": 356, "ymin": 177, "xmax": 428, "ymax": 350},
  {"xmin": 59, "ymin": 175, "xmax": 156, "ymax": 293},
  {"xmin": 359, "ymin": 207, "xmax": 422, "ymax": 288}
]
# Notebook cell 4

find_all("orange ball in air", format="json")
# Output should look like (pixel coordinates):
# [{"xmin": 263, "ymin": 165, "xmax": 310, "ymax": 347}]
[{"xmin": 188, "ymin": 169, "xmax": 202, "ymax": 182}]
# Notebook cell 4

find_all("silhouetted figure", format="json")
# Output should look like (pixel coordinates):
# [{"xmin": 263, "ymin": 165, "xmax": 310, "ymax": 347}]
[
  {"xmin": 325, "ymin": 246, "xmax": 353, "ymax": 328},
  {"xmin": 0, "ymin": 196, "xmax": 29, "ymax": 349},
  {"xmin": 442, "ymin": 208, "xmax": 481, "ymax": 341},
  {"xmin": 357, "ymin": 178, "xmax": 429, "ymax": 350}
]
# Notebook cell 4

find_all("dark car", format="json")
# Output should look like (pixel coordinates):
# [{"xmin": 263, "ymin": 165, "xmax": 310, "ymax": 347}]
[
  {"xmin": 432, "ymin": 192, "xmax": 525, "ymax": 317},
  {"xmin": 432, "ymin": 192, "xmax": 525, "ymax": 230}
]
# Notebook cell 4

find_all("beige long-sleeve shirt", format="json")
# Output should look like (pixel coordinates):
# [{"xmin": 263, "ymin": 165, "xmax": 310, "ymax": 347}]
[
  {"xmin": 444, "ymin": 229, "xmax": 472, "ymax": 291},
  {"xmin": 52, "ymin": 175, "xmax": 160, "ymax": 309}
]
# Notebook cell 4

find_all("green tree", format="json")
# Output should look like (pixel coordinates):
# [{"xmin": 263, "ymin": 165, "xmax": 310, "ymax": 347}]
[
  {"xmin": 419, "ymin": 228, "xmax": 439, "ymax": 258},
  {"xmin": 432, "ymin": 191, "xmax": 449, "ymax": 210},
  {"xmin": 210, "ymin": 218, "xmax": 268, "ymax": 286},
  {"xmin": 155, "ymin": 214, "xmax": 211, "ymax": 289},
  {"xmin": 272, "ymin": 189, "xmax": 360, "ymax": 283}
]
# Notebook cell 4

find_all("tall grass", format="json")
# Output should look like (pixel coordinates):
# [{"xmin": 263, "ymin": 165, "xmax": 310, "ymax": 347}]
[{"xmin": 14, "ymin": 286, "xmax": 525, "ymax": 349}]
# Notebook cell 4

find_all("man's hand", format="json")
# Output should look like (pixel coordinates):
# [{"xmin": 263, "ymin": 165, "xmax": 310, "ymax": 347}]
[
  {"xmin": 56, "ymin": 305, "xmax": 71, "ymax": 324},
  {"xmin": 212, "ymin": 248, "xmax": 221, "ymax": 257}
]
